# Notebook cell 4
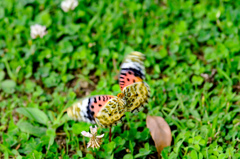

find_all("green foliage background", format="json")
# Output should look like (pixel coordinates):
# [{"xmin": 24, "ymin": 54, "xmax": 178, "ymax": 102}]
[{"xmin": 0, "ymin": 0, "xmax": 240, "ymax": 158}]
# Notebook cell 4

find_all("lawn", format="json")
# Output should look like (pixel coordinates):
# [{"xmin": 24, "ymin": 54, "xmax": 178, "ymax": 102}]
[{"xmin": 0, "ymin": 0, "xmax": 240, "ymax": 158}]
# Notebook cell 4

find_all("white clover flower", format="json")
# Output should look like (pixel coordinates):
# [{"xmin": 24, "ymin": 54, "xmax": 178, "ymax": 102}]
[
  {"xmin": 30, "ymin": 24, "xmax": 47, "ymax": 39},
  {"xmin": 61, "ymin": 0, "xmax": 78, "ymax": 12},
  {"xmin": 81, "ymin": 125, "xmax": 104, "ymax": 149}
]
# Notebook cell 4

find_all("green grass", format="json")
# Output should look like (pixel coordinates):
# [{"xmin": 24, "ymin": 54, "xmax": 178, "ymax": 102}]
[{"xmin": 0, "ymin": 0, "xmax": 240, "ymax": 158}]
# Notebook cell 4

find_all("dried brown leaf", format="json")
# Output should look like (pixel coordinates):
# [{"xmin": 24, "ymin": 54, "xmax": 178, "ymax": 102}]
[{"xmin": 146, "ymin": 116, "xmax": 172, "ymax": 156}]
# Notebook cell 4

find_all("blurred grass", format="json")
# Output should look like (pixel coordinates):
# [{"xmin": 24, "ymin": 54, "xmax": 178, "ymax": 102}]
[{"xmin": 0, "ymin": 0, "xmax": 240, "ymax": 158}]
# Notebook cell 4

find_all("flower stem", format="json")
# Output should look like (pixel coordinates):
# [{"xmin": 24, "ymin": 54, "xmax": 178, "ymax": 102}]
[{"xmin": 109, "ymin": 127, "xmax": 111, "ymax": 142}]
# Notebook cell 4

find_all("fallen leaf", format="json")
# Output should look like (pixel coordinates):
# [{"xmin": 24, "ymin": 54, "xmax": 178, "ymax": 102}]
[{"xmin": 146, "ymin": 116, "xmax": 172, "ymax": 156}]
